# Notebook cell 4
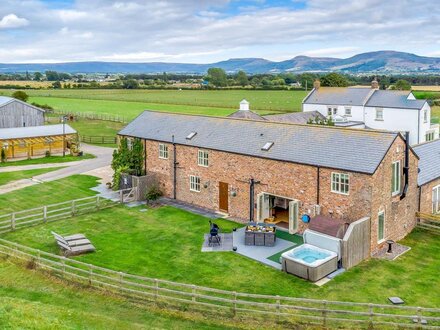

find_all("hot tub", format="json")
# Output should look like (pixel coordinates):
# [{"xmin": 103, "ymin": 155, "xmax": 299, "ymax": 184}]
[{"xmin": 281, "ymin": 230, "xmax": 341, "ymax": 282}]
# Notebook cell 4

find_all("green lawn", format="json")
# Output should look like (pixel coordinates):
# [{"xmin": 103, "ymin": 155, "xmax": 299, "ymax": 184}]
[
  {"xmin": 0, "ymin": 167, "xmax": 64, "ymax": 186},
  {"xmin": 3, "ymin": 205, "xmax": 439, "ymax": 307},
  {"xmin": 0, "ymin": 260, "xmax": 244, "ymax": 329},
  {"xmin": 0, "ymin": 175, "xmax": 100, "ymax": 214},
  {"xmin": 0, "ymin": 153, "xmax": 95, "ymax": 167}
]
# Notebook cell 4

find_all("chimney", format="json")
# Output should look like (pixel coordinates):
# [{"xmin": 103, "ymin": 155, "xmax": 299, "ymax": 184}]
[
  {"xmin": 239, "ymin": 99, "xmax": 250, "ymax": 111},
  {"xmin": 313, "ymin": 79, "xmax": 321, "ymax": 90},
  {"xmin": 371, "ymin": 78, "xmax": 379, "ymax": 89}
]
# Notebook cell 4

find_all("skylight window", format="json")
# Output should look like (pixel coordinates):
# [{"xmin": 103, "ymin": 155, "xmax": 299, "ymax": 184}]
[
  {"xmin": 186, "ymin": 132, "xmax": 197, "ymax": 140},
  {"xmin": 261, "ymin": 142, "xmax": 274, "ymax": 151}
]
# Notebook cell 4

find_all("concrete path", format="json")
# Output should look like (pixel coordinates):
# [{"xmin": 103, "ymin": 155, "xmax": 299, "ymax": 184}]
[{"xmin": 0, "ymin": 144, "xmax": 114, "ymax": 194}]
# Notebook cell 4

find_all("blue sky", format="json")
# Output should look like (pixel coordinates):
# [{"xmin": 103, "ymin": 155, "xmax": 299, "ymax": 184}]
[{"xmin": 0, "ymin": 0, "xmax": 438, "ymax": 63}]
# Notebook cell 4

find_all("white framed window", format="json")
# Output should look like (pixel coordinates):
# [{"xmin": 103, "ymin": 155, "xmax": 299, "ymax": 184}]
[
  {"xmin": 159, "ymin": 143, "xmax": 168, "ymax": 159},
  {"xmin": 345, "ymin": 107, "xmax": 352, "ymax": 116},
  {"xmin": 425, "ymin": 131, "xmax": 435, "ymax": 142},
  {"xmin": 391, "ymin": 161, "xmax": 401, "ymax": 196},
  {"xmin": 197, "ymin": 150, "xmax": 209, "ymax": 167},
  {"xmin": 189, "ymin": 175, "xmax": 201, "ymax": 192},
  {"xmin": 378, "ymin": 211, "xmax": 385, "ymax": 242},
  {"xmin": 127, "ymin": 138, "xmax": 133, "ymax": 150},
  {"xmin": 331, "ymin": 172, "xmax": 350, "ymax": 195},
  {"xmin": 327, "ymin": 107, "xmax": 332, "ymax": 116},
  {"xmin": 423, "ymin": 109, "xmax": 428, "ymax": 123},
  {"xmin": 433, "ymin": 185, "xmax": 440, "ymax": 214},
  {"xmin": 375, "ymin": 107, "xmax": 383, "ymax": 121}
]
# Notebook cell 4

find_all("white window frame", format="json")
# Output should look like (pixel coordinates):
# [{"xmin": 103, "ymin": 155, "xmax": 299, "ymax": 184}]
[
  {"xmin": 127, "ymin": 138, "xmax": 133, "ymax": 150},
  {"xmin": 331, "ymin": 172, "xmax": 350, "ymax": 195},
  {"xmin": 391, "ymin": 161, "xmax": 401, "ymax": 196},
  {"xmin": 327, "ymin": 107, "xmax": 332, "ymax": 116},
  {"xmin": 375, "ymin": 107, "xmax": 384, "ymax": 121},
  {"xmin": 378, "ymin": 210, "xmax": 385, "ymax": 243},
  {"xmin": 189, "ymin": 175, "xmax": 201, "ymax": 192},
  {"xmin": 423, "ymin": 109, "xmax": 428, "ymax": 123},
  {"xmin": 433, "ymin": 185, "xmax": 440, "ymax": 214},
  {"xmin": 197, "ymin": 150, "xmax": 209, "ymax": 167},
  {"xmin": 159, "ymin": 143, "xmax": 168, "ymax": 159},
  {"xmin": 345, "ymin": 107, "xmax": 352, "ymax": 116},
  {"xmin": 425, "ymin": 131, "xmax": 435, "ymax": 142}
]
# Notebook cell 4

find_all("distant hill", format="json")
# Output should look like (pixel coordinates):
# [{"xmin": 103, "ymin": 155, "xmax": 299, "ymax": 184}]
[{"xmin": 1, "ymin": 51, "xmax": 439, "ymax": 74}]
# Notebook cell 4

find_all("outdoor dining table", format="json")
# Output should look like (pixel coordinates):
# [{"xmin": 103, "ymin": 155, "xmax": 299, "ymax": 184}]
[{"xmin": 245, "ymin": 222, "xmax": 276, "ymax": 247}]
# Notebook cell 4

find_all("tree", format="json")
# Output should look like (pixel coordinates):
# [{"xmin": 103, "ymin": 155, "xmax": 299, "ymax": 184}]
[
  {"xmin": 45, "ymin": 70, "xmax": 60, "ymax": 81},
  {"xmin": 394, "ymin": 79, "xmax": 411, "ymax": 91},
  {"xmin": 320, "ymin": 73, "xmax": 349, "ymax": 87},
  {"xmin": 52, "ymin": 81, "xmax": 62, "ymax": 89},
  {"xmin": 122, "ymin": 79, "xmax": 139, "ymax": 89},
  {"xmin": 12, "ymin": 91, "xmax": 29, "ymax": 102},
  {"xmin": 206, "ymin": 68, "xmax": 228, "ymax": 87},
  {"xmin": 299, "ymin": 73, "xmax": 316, "ymax": 90},
  {"xmin": 236, "ymin": 70, "xmax": 248, "ymax": 87},
  {"xmin": 34, "ymin": 72, "xmax": 43, "ymax": 81}
]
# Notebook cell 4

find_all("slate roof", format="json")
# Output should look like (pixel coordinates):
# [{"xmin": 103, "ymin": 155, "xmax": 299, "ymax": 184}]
[
  {"xmin": 413, "ymin": 139, "xmax": 440, "ymax": 186},
  {"xmin": 263, "ymin": 111, "xmax": 325, "ymax": 124},
  {"xmin": 365, "ymin": 90, "xmax": 426, "ymax": 110},
  {"xmin": 227, "ymin": 109, "xmax": 266, "ymax": 121},
  {"xmin": 0, "ymin": 124, "xmax": 76, "ymax": 140},
  {"xmin": 119, "ymin": 111, "xmax": 399, "ymax": 174},
  {"xmin": 0, "ymin": 96, "xmax": 13, "ymax": 107},
  {"xmin": 0, "ymin": 96, "xmax": 45, "ymax": 112},
  {"xmin": 303, "ymin": 87, "xmax": 373, "ymax": 106}
]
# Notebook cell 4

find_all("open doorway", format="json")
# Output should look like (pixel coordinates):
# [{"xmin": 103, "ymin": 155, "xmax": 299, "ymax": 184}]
[{"xmin": 257, "ymin": 193, "xmax": 299, "ymax": 234}]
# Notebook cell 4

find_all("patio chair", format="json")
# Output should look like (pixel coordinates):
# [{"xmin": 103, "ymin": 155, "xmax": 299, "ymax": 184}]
[{"xmin": 208, "ymin": 220, "xmax": 221, "ymax": 246}]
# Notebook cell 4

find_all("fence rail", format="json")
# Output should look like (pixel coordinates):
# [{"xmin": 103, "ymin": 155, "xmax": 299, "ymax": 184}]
[
  {"xmin": 80, "ymin": 135, "xmax": 117, "ymax": 144},
  {"xmin": 52, "ymin": 110, "xmax": 128, "ymax": 123},
  {"xmin": 0, "ymin": 189, "xmax": 135, "ymax": 235},
  {"xmin": 416, "ymin": 212, "xmax": 440, "ymax": 234},
  {"xmin": 0, "ymin": 238, "xmax": 438, "ymax": 329}
]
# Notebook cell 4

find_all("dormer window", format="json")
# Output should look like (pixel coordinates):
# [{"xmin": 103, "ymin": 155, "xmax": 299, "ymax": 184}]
[
  {"xmin": 186, "ymin": 132, "xmax": 197, "ymax": 140},
  {"xmin": 261, "ymin": 142, "xmax": 274, "ymax": 151}
]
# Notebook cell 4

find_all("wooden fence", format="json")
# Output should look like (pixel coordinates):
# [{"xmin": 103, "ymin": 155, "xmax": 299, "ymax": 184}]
[
  {"xmin": 0, "ymin": 238, "xmax": 438, "ymax": 329},
  {"xmin": 80, "ymin": 135, "xmax": 117, "ymax": 144},
  {"xmin": 52, "ymin": 110, "xmax": 128, "ymax": 123},
  {"xmin": 0, "ymin": 188, "xmax": 135, "ymax": 235},
  {"xmin": 416, "ymin": 212, "xmax": 440, "ymax": 234},
  {"xmin": 342, "ymin": 217, "xmax": 371, "ymax": 269}
]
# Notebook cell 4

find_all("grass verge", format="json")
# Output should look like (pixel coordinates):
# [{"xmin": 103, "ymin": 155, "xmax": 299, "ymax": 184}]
[
  {"xmin": 0, "ymin": 167, "xmax": 64, "ymax": 186},
  {"xmin": 0, "ymin": 154, "xmax": 95, "ymax": 167}
]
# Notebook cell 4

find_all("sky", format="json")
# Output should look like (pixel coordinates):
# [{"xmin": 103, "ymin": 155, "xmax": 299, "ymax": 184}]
[{"xmin": 0, "ymin": 0, "xmax": 439, "ymax": 63}]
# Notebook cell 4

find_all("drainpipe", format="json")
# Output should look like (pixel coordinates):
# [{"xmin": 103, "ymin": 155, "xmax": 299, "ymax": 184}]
[
  {"xmin": 400, "ymin": 131, "xmax": 410, "ymax": 200},
  {"xmin": 143, "ymin": 139, "xmax": 147, "ymax": 175},
  {"xmin": 249, "ymin": 178, "xmax": 261, "ymax": 221},
  {"xmin": 316, "ymin": 166, "xmax": 320, "ymax": 205},
  {"xmin": 172, "ymin": 135, "xmax": 178, "ymax": 200}
]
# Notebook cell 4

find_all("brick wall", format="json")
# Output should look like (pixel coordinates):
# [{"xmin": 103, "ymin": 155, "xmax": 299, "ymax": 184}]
[{"xmin": 419, "ymin": 179, "xmax": 440, "ymax": 214}]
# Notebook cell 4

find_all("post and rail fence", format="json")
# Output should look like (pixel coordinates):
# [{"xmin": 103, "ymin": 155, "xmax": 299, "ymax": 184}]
[
  {"xmin": 50, "ymin": 110, "xmax": 128, "ymax": 123},
  {"xmin": 79, "ymin": 135, "xmax": 117, "ymax": 145},
  {"xmin": 416, "ymin": 212, "xmax": 440, "ymax": 234}
]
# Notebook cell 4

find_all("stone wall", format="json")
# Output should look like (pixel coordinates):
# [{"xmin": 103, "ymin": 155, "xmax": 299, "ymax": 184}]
[{"xmin": 419, "ymin": 178, "xmax": 440, "ymax": 214}]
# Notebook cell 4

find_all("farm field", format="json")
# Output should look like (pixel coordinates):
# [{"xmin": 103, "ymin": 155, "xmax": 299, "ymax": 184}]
[
  {"xmin": 412, "ymin": 86, "xmax": 440, "ymax": 91},
  {"xmin": 3, "ymin": 203, "xmax": 439, "ymax": 307},
  {"xmin": 0, "ymin": 80, "xmax": 53, "ymax": 88},
  {"xmin": 0, "ymin": 167, "xmax": 63, "ymax": 186}
]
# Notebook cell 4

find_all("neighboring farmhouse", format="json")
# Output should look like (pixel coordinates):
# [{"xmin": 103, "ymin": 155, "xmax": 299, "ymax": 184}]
[
  {"xmin": 302, "ymin": 80, "xmax": 439, "ymax": 145},
  {"xmin": 0, "ymin": 97, "xmax": 77, "ymax": 159},
  {"xmin": 119, "ymin": 111, "xmax": 421, "ymax": 254}
]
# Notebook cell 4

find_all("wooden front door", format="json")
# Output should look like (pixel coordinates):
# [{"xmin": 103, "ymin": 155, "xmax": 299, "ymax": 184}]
[{"xmin": 219, "ymin": 182, "xmax": 229, "ymax": 213}]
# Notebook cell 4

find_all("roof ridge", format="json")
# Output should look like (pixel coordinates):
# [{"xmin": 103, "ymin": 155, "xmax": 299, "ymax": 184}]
[{"xmin": 141, "ymin": 110, "xmax": 399, "ymax": 137}]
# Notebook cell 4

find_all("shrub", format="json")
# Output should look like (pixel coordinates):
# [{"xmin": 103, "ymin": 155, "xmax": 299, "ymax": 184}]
[
  {"xmin": 12, "ymin": 90, "xmax": 29, "ymax": 102},
  {"xmin": 45, "ymin": 150, "xmax": 51, "ymax": 158},
  {"xmin": 1, "ymin": 148, "xmax": 6, "ymax": 163},
  {"xmin": 145, "ymin": 185, "xmax": 163, "ymax": 202}
]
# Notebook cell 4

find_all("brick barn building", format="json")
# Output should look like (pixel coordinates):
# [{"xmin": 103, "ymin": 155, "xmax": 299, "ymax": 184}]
[{"xmin": 119, "ymin": 111, "xmax": 421, "ymax": 254}]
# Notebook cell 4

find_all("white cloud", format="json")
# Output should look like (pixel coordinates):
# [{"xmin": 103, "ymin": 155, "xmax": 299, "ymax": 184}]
[{"xmin": 0, "ymin": 14, "xmax": 29, "ymax": 29}]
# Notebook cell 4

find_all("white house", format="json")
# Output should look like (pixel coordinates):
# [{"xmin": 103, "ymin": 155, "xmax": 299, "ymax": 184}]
[{"xmin": 302, "ymin": 80, "xmax": 439, "ymax": 145}]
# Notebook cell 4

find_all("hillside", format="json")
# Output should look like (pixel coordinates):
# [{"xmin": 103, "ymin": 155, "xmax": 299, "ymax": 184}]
[{"xmin": 1, "ymin": 51, "xmax": 440, "ymax": 74}]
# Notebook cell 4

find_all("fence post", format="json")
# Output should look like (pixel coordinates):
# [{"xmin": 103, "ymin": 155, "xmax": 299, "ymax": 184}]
[
  {"xmin": 61, "ymin": 257, "xmax": 66, "ymax": 277},
  {"xmin": 89, "ymin": 265, "xmax": 93, "ymax": 285},
  {"xmin": 43, "ymin": 206, "xmax": 47, "ymax": 223},
  {"xmin": 233, "ymin": 291, "xmax": 237, "ymax": 317},
  {"xmin": 322, "ymin": 300, "xmax": 327, "ymax": 328},
  {"xmin": 154, "ymin": 279, "xmax": 159, "ymax": 301},
  {"xmin": 71, "ymin": 200, "xmax": 76, "ymax": 216},
  {"xmin": 118, "ymin": 271, "xmax": 123, "ymax": 293},
  {"xmin": 11, "ymin": 213, "xmax": 15, "ymax": 231},
  {"xmin": 369, "ymin": 303, "xmax": 373, "ymax": 328},
  {"xmin": 120, "ymin": 190, "xmax": 124, "ymax": 203},
  {"xmin": 191, "ymin": 284, "xmax": 196, "ymax": 302},
  {"xmin": 37, "ymin": 250, "xmax": 41, "ymax": 268},
  {"xmin": 276, "ymin": 295, "xmax": 281, "ymax": 322},
  {"xmin": 417, "ymin": 307, "xmax": 422, "ymax": 328}
]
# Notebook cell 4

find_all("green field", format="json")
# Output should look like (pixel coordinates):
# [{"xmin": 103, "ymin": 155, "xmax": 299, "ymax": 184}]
[
  {"xmin": 0, "ymin": 175, "xmax": 100, "ymax": 214},
  {"xmin": 0, "ymin": 167, "xmax": 64, "ymax": 186},
  {"xmin": 0, "ymin": 260, "xmax": 244, "ymax": 329},
  {"xmin": 0, "ymin": 153, "xmax": 94, "ymax": 167}
]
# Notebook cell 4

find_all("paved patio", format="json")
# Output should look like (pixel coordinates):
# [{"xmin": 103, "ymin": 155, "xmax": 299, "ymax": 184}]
[{"xmin": 232, "ymin": 227, "xmax": 299, "ymax": 270}]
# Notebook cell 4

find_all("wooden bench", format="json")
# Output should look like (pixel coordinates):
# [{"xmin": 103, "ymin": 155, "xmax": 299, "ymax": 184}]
[{"xmin": 51, "ymin": 231, "xmax": 95, "ymax": 257}]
